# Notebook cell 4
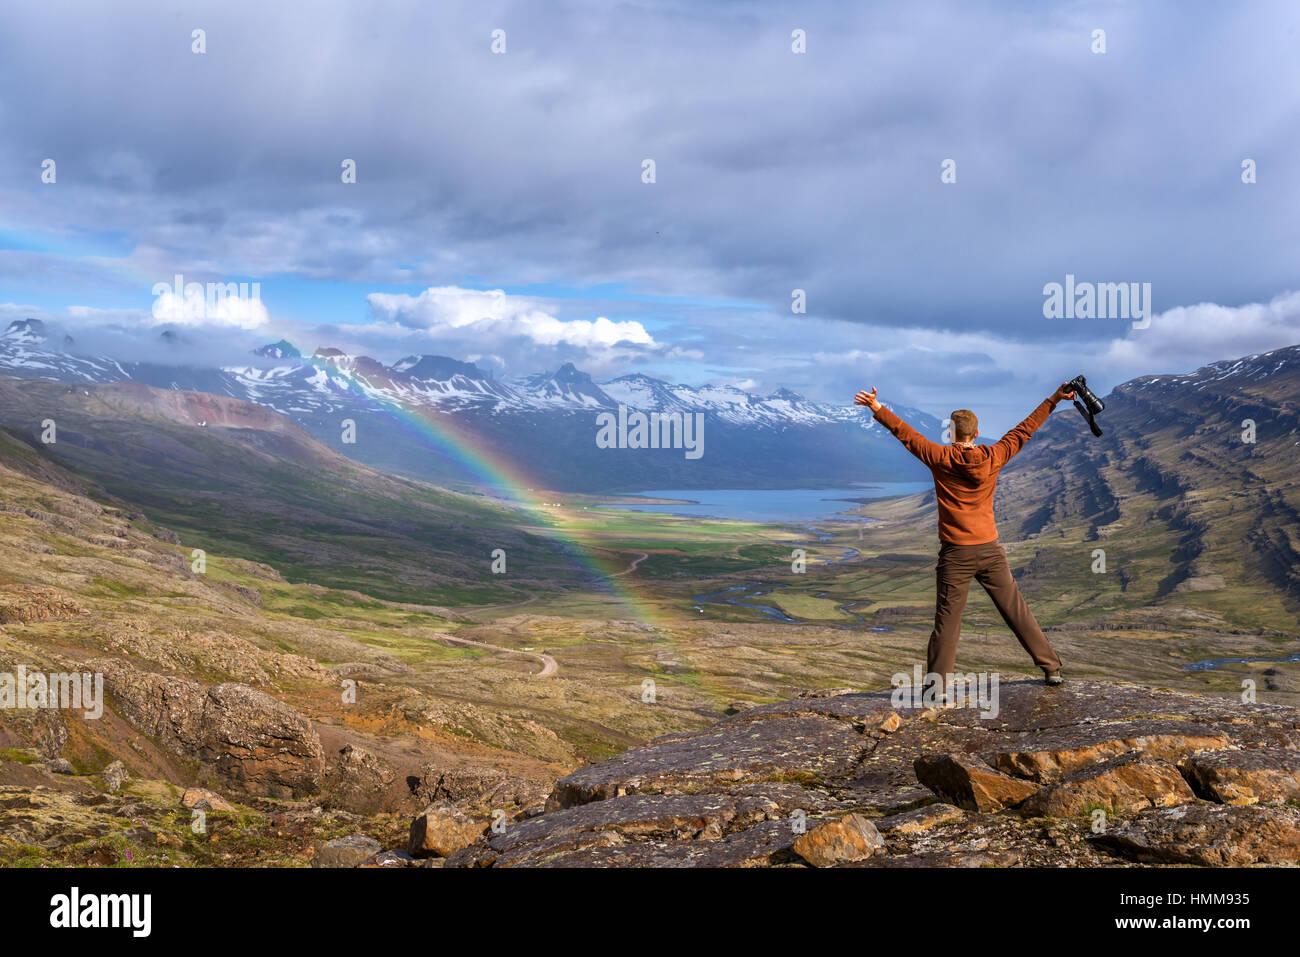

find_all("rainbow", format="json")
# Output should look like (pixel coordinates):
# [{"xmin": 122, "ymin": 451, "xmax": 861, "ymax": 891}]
[{"xmin": 321, "ymin": 369, "xmax": 673, "ymax": 627}]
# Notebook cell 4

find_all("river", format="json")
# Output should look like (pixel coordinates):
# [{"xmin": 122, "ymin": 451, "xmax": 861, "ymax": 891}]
[{"xmin": 599, "ymin": 482, "xmax": 931, "ymax": 523}]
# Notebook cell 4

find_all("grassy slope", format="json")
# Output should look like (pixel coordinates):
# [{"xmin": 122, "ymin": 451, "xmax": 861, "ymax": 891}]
[{"xmin": 0, "ymin": 379, "xmax": 590, "ymax": 605}]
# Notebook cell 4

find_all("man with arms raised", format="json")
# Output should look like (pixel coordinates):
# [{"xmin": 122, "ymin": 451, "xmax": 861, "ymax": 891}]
[{"xmin": 854, "ymin": 384, "xmax": 1075, "ymax": 693}]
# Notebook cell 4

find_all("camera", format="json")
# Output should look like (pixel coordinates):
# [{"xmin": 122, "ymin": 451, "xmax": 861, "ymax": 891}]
[{"xmin": 1068, "ymin": 375, "xmax": 1104, "ymax": 437}]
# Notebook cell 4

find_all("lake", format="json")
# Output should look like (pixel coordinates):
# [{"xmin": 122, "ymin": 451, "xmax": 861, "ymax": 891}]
[{"xmin": 600, "ymin": 482, "xmax": 932, "ymax": 523}]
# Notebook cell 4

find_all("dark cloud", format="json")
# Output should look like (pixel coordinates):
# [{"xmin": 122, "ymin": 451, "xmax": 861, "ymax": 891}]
[{"xmin": 2, "ymin": 0, "xmax": 1299, "ymax": 431}]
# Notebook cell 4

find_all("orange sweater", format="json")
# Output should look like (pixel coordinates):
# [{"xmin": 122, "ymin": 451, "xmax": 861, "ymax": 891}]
[{"xmin": 873, "ymin": 398, "xmax": 1058, "ymax": 545}]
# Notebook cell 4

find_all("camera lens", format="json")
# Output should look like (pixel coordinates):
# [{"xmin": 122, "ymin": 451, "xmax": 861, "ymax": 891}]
[{"xmin": 1071, "ymin": 376, "xmax": 1104, "ymax": 415}]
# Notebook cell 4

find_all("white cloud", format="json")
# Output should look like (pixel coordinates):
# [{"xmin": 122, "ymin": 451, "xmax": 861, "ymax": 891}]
[
  {"xmin": 366, "ymin": 286, "xmax": 655, "ymax": 351},
  {"xmin": 1099, "ymin": 290, "xmax": 1300, "ymax": 372}
]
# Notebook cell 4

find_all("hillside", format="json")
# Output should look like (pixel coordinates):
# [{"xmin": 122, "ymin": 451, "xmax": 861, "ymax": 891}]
[
  {"xmin": 0, "ymin": 422, "xmax": 741, "ymax": 866},
  {"xmin": 995, "ymin": 344, "xmax": 1300, "ymax": 630},
  {"xmin": 0, "ymin": 376, "xmax": 585, "ymax": 606}
]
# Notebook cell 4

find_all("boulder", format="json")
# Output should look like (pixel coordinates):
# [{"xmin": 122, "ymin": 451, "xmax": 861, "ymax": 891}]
[
  {"xmin": 876, "ymin": 803, "xmax": 965, "ymax": 836},
  {"xmin": 102, "ymin": 760, "xmax": 129, "ymax": 794},
  {"xmin": 914, "ymin": 753, "xmax": 1040, "ymax": 811},
  {"xmin": 321, "ymin": 744, "xmax": 397, "ymax": 813},
  {"xmin": 181, "ymin": 788, "xmax": 235, "ymax": 813},
  {"xmin": 93, "ymin": 659, "xmax": 208, "ymax": 755},
  {"xmin": 792, "ymin": 813, "xmax": 884, "ymax": 866},
  {"xmin": 312, "ymin": 834, "xmax": 382, "ymax": 869},
  {"xmin": 359, "ymin": 849, "xmax": 418, "ymax": 868},
  {"xmin": 409, "ymin": 805, "xmax": 484, "ymax": 859}
]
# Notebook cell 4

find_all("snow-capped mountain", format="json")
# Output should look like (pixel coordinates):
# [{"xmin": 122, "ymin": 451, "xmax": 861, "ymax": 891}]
[
  {"xmin": 253, "ymin": 339, "xmax": 302, "ymax": 360},
  {"xmin": 515, "ymin": 362, "xmax": 614, "ymax": 409},
  {"xmin": 0, "ymin": 319, "xmax": 938, "ymax": 490},
  {"xmin": 0, "ymin": 319, "xmax": 132, "ymax": 383},
  {"xmin": 601, "ymin": 377, "xmax": 865, "ymax": 428},
  {"xmin": 1, "ymin": 318, "xmax": 48, "ymax": 346}
]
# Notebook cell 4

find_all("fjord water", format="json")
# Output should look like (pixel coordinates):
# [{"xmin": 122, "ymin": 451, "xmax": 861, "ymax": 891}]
[{"xmin": 601, "ymin": 482, "xmax": 932, "ymax": 523}]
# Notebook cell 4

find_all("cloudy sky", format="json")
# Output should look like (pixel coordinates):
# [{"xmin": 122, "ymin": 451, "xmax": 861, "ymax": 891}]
[{"xmin": 2, "ymin": 0, "xmax": 1299, "ymax": 431}]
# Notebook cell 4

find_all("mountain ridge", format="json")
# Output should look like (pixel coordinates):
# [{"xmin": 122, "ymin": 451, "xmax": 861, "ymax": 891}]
[{"xmin": 0, "ymin": 321, "xmax": 939, "ymax": 491}]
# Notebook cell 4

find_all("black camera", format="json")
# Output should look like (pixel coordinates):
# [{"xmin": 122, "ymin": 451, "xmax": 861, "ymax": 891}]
[{"xmin": 1068, "ymin": 375, "xmax": 1104, "ymax": 437}]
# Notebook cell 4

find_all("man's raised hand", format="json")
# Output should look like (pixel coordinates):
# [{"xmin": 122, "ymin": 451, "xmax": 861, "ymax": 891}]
[
  {"xmin": 1050, "ymin": 383, "xmax": 1077, "ymax": 404},
  {"xmin": 854, "ymin": 388, "xmax": 882, "ymax": 412}
]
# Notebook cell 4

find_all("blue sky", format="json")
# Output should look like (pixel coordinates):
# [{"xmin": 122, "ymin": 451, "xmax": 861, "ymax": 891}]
[{"xmin": 2, "ymin": 0, "xmax": 1299, "ymax": 432}]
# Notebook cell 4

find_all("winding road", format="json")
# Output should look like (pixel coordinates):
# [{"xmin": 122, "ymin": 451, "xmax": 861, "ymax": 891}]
[
  {"xmin": 469, "ymin": 587, "xmax": 539, "ymax": 613},
  {"xmin": 434, "ymin": 633, "xmax": 558, "ymax": 678},
  {"xmin": 611, "ymin": 551, "xmax": 650, "ymax": 576}
]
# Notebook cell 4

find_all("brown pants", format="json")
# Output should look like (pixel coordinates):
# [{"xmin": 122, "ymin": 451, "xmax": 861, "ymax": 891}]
[{"xmin": 927, "ymin": 540, "xmax": 1061, "ymax": 679}]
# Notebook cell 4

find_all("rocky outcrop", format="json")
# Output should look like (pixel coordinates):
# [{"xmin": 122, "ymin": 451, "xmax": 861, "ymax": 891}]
[
  {"xmin": 411, "ymin": 763, "xmax": 550, "ymax": 814},
  {"xmin": 196, "ymin": 684, "xmax": 324, "ymax": 798},
  {"xmin": 93, "ymin": 659, "xmax": 324, "ymax": 798},
  {"xmin": 445, "ymin": 679, "xmax": 1300, "ymax": 867},
  {"xmin": 1088, "ymin": 804, "xmax": 1300, "ymax": 865},
  {"xmin": 992, "ymin": 722, "xmax": 1233, "ymax": 782},
  {"xmin": 1017, "ymin": 752, "xmax": 1194, "ymax": 817},
  {"xmin": 321, "ymin": 745, "xmax": 398, "ymax": 814},
  {"xmin": 1179, "ymin": 749, "xmax": 1300, "ymax": 806},
  {"xmin": 449, "ymin": 786, "xmax": 819, "ymax": 867},
  {"xmin": 92, "ymin": 660, "xmax": 208, "ymax": 756},
  {"xmin": 546, "ymin": 708, "xmax": 896, "ymax": 810},
  {"xmin": 0, "ymin": 585, "xmax": 84, "ymax": 623}
]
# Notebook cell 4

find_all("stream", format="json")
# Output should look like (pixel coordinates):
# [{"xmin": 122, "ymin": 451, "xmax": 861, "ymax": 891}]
[{"xmin": 1183, "ymin": 651, "xmax": 1300, "ymax": 672}]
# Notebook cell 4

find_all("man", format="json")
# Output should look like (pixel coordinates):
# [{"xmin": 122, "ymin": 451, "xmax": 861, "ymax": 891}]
[{"xmin": 853, "ymin": 384, "xmax": 1076, "ymax": 690}]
